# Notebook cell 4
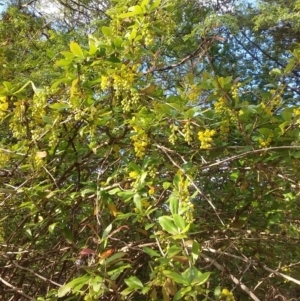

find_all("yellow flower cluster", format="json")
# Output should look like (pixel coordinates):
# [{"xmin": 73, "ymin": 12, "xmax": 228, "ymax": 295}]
[
  {"xmin": 214, "ymin": 96, "xmax": 237, "ymax": 123},
  {"xmin": 133, "ymin": 200, "xmax": 151, "ymax": 213},
  {"xmin": 148, "ymin": 186, "xmax": 155, "ymax": 195},
  {"xmin": 220, "ymin": 120, "xmax": 230, "ymax": 140},
  {"xmin": 230, "ymin": 83, "xmax": 241, "ymax": 100},
  {"xmin": 101, "ymin": 65, "xmax": 135, "ymax": 93},
  {"xmin": 258, "ymin": 137, "xmax": 272, "ymax": 148},
  {"xmin": 260, "ymin": 103, "xmax": 271, "ymax": 116},
  {"xmin": 293, "ymin": 108, "xmax": 300, "ymax": 116},
  {"xmin": 142, "ymin": 200, "xmax": 150, "ymax": 208},
  {"xmin": 0, "ymin": 150, "xmax": 9, "ymax": 168},
  {"xmin": 101, "ymin": 64, "xmax": 140, "ymax": 112},
  {"xmin": 261, "ymin": 90, "xmax": 282, "ymax": 116},
  {"xmin": 31, "ymin": 92, "xmax": 46, "ymax": 125},
  {"xmin": 182, "ymin": 121, "xmax": 193, "ymax": 144},
  {"xmin": 9, "ymin": 100, "xmax": 27, "ymax": 139},
  {"xmin": 121, "ymin": 91, "xmax": 139, "ymax": 112},
  {"xmin": 221, "ymin": 288, "xmax": 235, "ymax": 301},
  {"xmin": 110, "ymin": 18, "xmax": 122, "ymax": 36},
  {"xmin": 214, "ymin": 96, "xmax": 227, "ymax": 114},
  {"xmin": 100, "ymin": 76, "xmax": 110, "ymax": 90},
  {"xmin": 144, "ymin": 29, "xmax": 154, "ymax": 46},
  {"xmin": 169, "ymin": 124, "xmax": 178, "ymax": 145},
  {"xmin": 131, "ymin": 126, "xmax": 149, "ymax": 158},
  {"xmin": 0, "ymin": 96, "xmax": 8, "ymax": 112},
  {"xmin": 198, "ymin": 129, "xmax": 216, "ymax": 149},
  {"xmin": 129, "ymin": 171, "xmax": 138, "ymax": 179},
  {"xmin": 177, "ymin": 173, "xmax": 194, "ymax": 223},
  {"xmin": 188, "ymin": 84, "xmax": 201, "ymax": 102}
]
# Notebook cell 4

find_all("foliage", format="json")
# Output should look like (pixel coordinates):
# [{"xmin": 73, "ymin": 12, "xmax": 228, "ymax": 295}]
[{"xmin": 1, "ymin": 0, "xmax": 300, "ymax": 301}]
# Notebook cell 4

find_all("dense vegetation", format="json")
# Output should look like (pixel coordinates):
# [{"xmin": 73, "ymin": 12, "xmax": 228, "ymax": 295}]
[{"xmin": 1, "ymin": 0, "xmax": 300, "ymax": 300}]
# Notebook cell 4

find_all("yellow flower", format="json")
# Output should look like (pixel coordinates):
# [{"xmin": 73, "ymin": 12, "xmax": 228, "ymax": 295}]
[
  {"xmin": 100, "ymin": 76, "xmax": 110, "ymax": 90},
  {"xmin": 294, "ymin": 108, "xmax": 300, "ymax": 116},
  {"xmin": 129, "ymin": 171, "xmax": 139, "ymax": 179},
  {"xmin": 148, "ymin": 186, "xmax": 155, "ymax": 195},
  {"xmin": 198, "ymin": 129, "xmax": 216, "ymax": 149},
  {"xmin": 0, "ymin": 102, "xmax": 8, "ymax": 111}
]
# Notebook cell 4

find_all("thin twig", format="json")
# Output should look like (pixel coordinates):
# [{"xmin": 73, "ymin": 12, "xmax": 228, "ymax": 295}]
[
  {"xmin": 12, "ymin": 263, "xmax": 62, "ymax": 287},
  {"xmin": 201, "ymin": 146, "xmax": 300, "ymax": 169}
]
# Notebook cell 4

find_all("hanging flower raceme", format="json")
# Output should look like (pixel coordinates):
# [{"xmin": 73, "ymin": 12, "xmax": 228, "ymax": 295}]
[{"xmin": 198, "ymin": 129, "xmax": 216, "ymax": 149}]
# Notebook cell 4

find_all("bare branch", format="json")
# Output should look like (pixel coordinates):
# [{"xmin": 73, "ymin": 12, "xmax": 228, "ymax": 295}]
[
  {"xmin": 0, "ymin": 276, "xmax": 38, "ymax": 301},
  {"xmin": 200, "ymin": 253, "xmax": 261, "ymax": 301}
]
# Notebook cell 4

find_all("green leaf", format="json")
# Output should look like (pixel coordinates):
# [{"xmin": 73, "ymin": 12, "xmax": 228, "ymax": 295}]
[
  {"xmin": 191, "ymin": 240, "xmax": 200, "ymax": 262},
  {"xmin": 108, "ymin": 187, "xmax": 121, "ymax": 195},
  {"xmin": 102, "ymin": 26, "xmax": 112, "ymax": 36},
  {"xmin": 117, "ymin": 191, "xmax": 135, "ymax": 199},
  {"xmin": 173, "ymin": 287, "xmax": 192, "ymax": 301},
  {"xmin": 57, "ymin": 284, "xmax": 72, "ymax": 298},
  {"xmin": 173, "ymin": 174, "xmax": 180, "ymax": 190},
  {"xmin": 121, "ymin": 287, "xmax": 135, "ymax": 296},
  {"xmin": 169, "ymin": 197, "xmax": 178, "ymax": 215},
  {"xmin": 63, "ymin": 226, "xmax": 73, "ymax": 244},
  {"xmin": 115, "ymin": 212, "xmax": 136, "ymax": 220},
  {"xmin": 281, "ymin": 107, "xmax": 293, "ymax": 121},
  {"xmin": 49, "ymin": 103, "xmax": 70, "ymax": 111},
  {"xmin": 48, "ymin": 223, "xmax": 57, "ymax": 234},
  {"xmin": 143, "ymin": 247, "xmax": 161, "ymax": 257},
  {"xmin": 70, "ymin": 41, "xmax": 84, "ymax": 58},
  {"xmin": 173, "ymin": 214, "xmax": 186, "ymax": 230},
  {"xmin": 185, "ymin": 108, "xmax": 198, "ymax": 118},
  {"xmin": 167, "ymin": 245, "xmax": 182, "ymax": 257},
  {"xmin": 158, "ymin": 216, "xmax": 178, "ymax": 235},
  {"xmin": 106, "ymin": 252, "xmax": 127, "ymax": 265},
  {"xmin": 258, "ymin": 128, "xmax": 271, "ymax": 136},
  {"xmin": 270, "ymin": 68, "xmax": 281, "ymax": 75},
  {"xmin": 163, "ymin": 270, "xmax": 189, "ymax": 285},
  {"xmin": 163, "ymin": 182, "xmax": 171, "ymax": 190},
  {"xmin": 42, "ymin": 116, "xmax": 52, "ymax": 125},
  {"xmin": 193, "ymin": 272, "xmax": 210, "ymax": 285},
  {"xmin": 133, "ymin": 193, "xmax": 142, "ymax": 212},
  {"xmin": 127, "ymin": 28, "xmax": 137, "ymax": 41},
  {"xmin": 3, "ymin": 81, "xmax": 12, "ymax": 92},
  {"xmin": 150, "ymin": 0, "xmax": 161, "ymax": 10},
  {"xmin": 128, "ymin": 5, "xmax": 144, "ymax": 15},
  {"xmin": 57, "ymin": 275, "xmax": 89, "ymax": 297},
  {"xmin": 102, "ymin": 223, "xmax": 112, "ymax": 239},
  {"xmin": 124, "ymin": 276, "xmax": 144, "ymax": 289},
  {"xmin": 214, "ymin": 286, "xmax": 222, "ymax": 298}
]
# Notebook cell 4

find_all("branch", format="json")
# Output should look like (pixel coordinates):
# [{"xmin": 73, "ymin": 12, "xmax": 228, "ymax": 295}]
[
  {"xmin": 12, "ymin": 262, "xmax": 62, "ymax": 287},
  {"xmin": 200, "ymin": 253, "xmax": 261, "ymax": 301},
  {"xmin": 201, "ymin": 146, "xmax": 300, "ymax": 169},
  {"xmin": 261, "ymin": 265, "xmax": 300, "ymax": 286},
  {"xmin": 0, "ymin": 276, "xmax": 38, "ymax": 301},
  {"xmin": 145, "ymin": 37, "xmax": 220, "ymax": 74},
  {"xmin": 203, "ymin": 247, "xmax": 300, "ymax": 287},
  {"xmin": 21, "ymin": 0, "xmax": 39, "ymax": 8}
]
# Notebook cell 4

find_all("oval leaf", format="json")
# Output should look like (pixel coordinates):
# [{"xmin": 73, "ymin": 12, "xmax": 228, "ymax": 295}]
[
  {"xmin": 158, "ymin": 216, "xmax": 178, "ymax": 235},
  {"xmin": 70, "ymin": 41, "xmax": 84, "ymax": 58},
  {"xmin": 163, "ymin": 270, "xmax": 189, "ymax": 285}
]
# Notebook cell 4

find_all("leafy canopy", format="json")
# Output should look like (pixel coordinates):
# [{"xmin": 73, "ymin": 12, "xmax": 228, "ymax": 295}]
[{"xmin": 1, "ymin": 0, "xmax": 300, "ymax": 301}]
